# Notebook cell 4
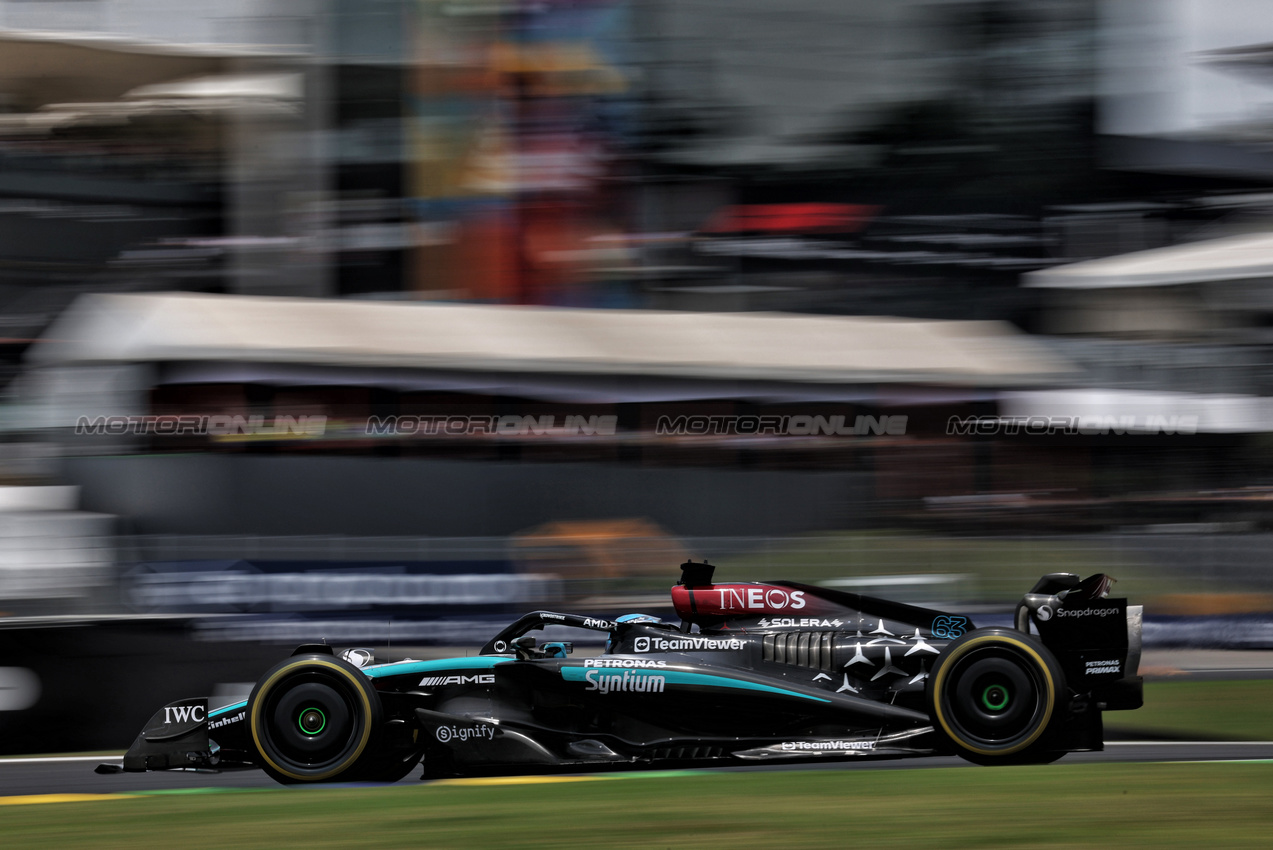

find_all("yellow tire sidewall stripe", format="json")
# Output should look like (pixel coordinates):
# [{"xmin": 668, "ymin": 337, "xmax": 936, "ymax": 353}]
[
  {"xmin": 931, "ymin": 634, "xmax": 1056, "ymax": 757},
  {"xmin": 249, "ymin": 658, "xmax": 375, "ymax": 782}
]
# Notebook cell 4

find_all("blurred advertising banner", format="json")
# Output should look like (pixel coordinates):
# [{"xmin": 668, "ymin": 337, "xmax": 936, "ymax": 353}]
[
  {"xmin": 123, "ymin": 559, "xmax": 557, "ymax": 612},
  {"xmin": 408, "ymin": 0, "xmax": 635, "ymax": 303},
  {"xmin": 119, "ymin": 559, "xmax": 561, "ymax": 647}
]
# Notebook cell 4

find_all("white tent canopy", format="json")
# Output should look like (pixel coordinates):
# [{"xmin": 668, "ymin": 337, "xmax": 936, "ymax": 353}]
[
  {"xmin": 26, "ymin": 293, "xmax": 1069, "ymax": 388},
  {"xmin": 1025, "ymin": 232, "xmax": 1273, "ymax": 290}
]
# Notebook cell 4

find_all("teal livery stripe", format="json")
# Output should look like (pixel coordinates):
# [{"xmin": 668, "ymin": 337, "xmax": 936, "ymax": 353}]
[
  {"xmin": 209, "ymin": 700, "xmax": 247, "ymax": 718},
  {"xmin": 560, "ymin": 667, "xmax": 830, "ymax": 703},
  {"xmin": 364, "ymin": 655, "xmax": 510, "ymax": 679}
]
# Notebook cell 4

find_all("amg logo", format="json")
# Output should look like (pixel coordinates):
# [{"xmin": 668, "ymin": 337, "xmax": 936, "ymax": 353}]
[
  {"xmin": 418, "ymin": 674, "xmax": 495, "ymax": 687},
  {"xmin": 584, "ymin": 669, "xmax": 666, "ymax": 695},
  {"xmin": 163, "ymin": 704, "xmax": 205, "ymax": 724},
  {"xmin": 209, "ymin": 710, "xmax": 245, "ymax": 730}
]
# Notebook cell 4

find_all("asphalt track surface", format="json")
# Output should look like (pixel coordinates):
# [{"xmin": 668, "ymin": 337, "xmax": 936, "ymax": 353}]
[{"xmin": 3, "ymin": 742, "xmax": 1272, "ymax": 798}]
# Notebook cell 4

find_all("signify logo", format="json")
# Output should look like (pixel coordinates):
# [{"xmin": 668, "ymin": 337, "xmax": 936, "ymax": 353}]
[
  {"xmin": 435, "ymin": 725, "xmax": 496, "ymax": 743},
  {"xmin": 583, "ymin": 669, "xmax": 666, "ymax": 694}
]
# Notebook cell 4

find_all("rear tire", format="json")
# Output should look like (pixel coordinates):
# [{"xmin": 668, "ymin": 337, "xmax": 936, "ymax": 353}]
[
  {"xmin": 248, "ymin": 654, "xmax": 382, "ymax": 784},
  {"xmin": 926, "ymin": 628, "xmax": 1065, "ymax": 765}
]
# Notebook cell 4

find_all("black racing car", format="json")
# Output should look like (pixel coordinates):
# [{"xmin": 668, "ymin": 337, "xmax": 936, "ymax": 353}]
[{"xmin": 102, "ymin": 561, "xmax": 1142, "ymax": 783}]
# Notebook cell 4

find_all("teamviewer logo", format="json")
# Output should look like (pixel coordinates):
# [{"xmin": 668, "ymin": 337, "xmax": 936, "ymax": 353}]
[{"xmin": 634, "ymin": 637, "xmax": 650, "ymax": 652}]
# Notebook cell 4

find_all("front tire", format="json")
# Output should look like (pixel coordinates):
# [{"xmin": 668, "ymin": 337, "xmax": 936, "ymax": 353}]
[
  {"xmin": 926, "ymin": 628, "xmax": 1065, "ymax": 765},
  {"xmin": 248, "ymin": 654, "xmax": 382, "ymax": 784}
]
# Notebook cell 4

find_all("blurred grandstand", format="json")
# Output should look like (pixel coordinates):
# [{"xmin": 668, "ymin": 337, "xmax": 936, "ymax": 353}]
[{"xmin": 4, "ymin": 0, "xmax": 1273, "ymax": 633}]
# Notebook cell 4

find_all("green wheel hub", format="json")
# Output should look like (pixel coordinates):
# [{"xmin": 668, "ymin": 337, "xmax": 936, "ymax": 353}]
[
  {"xmin": 981, "ymin": 684, "xmax": 1010, "ymax": 711},
  {"xmin": 298, "ymin": 707, "xmax": 327, "ymax": 735}
]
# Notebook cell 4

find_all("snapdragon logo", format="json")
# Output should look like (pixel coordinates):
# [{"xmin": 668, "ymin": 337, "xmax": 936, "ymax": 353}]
[
  {"xmin": 583, "ymin": 669, "xmax": 666, "ymax": 695},
  {"xmin": 633, "ymin": 636, "xmax": 745, "ymax": 653},
  {"xmin": 1056, "ymin": 607, "xmax": 1119, "ymax": 618}
]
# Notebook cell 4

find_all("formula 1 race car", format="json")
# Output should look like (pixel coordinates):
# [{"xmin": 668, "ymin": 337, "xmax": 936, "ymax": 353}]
[{"xmin": 103, "ymin": 561, "xmax": 1143, "ymax": 783}]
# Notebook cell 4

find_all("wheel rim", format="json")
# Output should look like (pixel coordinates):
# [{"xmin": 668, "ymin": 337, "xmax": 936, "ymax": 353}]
[
  {"xmin": 257, "ymin": 672, "xmax": 364, "ymax": 774},
  {"xmin": 940, "ymin": 645, "xmax": 1049, "ymax": 752}
]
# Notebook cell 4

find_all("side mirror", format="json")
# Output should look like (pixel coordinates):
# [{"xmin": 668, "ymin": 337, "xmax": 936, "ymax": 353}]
[{"xmin": 511, "ymin": 636, "xmax": 538, "ymax": 660}]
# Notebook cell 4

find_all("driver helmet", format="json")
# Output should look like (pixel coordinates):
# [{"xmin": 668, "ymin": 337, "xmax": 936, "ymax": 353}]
[{"xmin": 606, "ymin": 613, "xmax": 663, "ymax": 653}]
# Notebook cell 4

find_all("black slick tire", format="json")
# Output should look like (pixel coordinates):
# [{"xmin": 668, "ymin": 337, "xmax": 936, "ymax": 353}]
[
  {"xmin": 926, "ymin": 628, "xmax": 1066, "ymax": 765},
  {"xmin": 247, "ymin": 654, "xmax": 383, "ymax": 784}
]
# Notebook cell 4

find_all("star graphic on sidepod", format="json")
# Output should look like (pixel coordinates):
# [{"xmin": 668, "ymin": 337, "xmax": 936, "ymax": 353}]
[
  {"xmin": 844, "ymin": 642, "xmax": 873, "ymax": 668},
  {"xmin": 870, "ymin": 619, "xmax": 895, "ymax": 637},
  {"xmin": 870, "ymin": 646, "xmax": 907, "ymax": 681},
  {"xmin": 904, "ymin": 628, "xmax": 939, "ymax": 656}
]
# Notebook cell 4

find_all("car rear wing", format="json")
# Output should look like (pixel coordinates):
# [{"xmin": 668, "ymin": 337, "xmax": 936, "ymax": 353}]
[{"xmin": 1014, "ymin": 572, "xmax": 1143, "ymax": 709}]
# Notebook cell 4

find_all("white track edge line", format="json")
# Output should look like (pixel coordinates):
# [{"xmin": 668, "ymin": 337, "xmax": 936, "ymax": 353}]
[{"xmin": 1106, "ymin": 741, "xmax": 1273, "ymax": 746}]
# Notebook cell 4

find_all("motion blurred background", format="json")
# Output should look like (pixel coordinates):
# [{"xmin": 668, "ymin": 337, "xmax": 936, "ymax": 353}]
[{"xmin": 3, "ymin": 0, "xmax": 1273, "ymax": 750}]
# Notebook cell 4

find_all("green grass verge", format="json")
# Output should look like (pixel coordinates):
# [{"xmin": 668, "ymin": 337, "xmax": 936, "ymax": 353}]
[
  {"xmin": 2, "ymin": 764, "xmax": 1272, "ymax": 848},
  {"xmin": 1105, "ymin": 679, "xmax": 1273, "ymax": 741}
]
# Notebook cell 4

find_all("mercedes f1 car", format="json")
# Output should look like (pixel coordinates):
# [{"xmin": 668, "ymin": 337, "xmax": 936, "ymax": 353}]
[{"xmin": 103, "ymin": 561, "xmax": 1143, "ymax": 783}]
